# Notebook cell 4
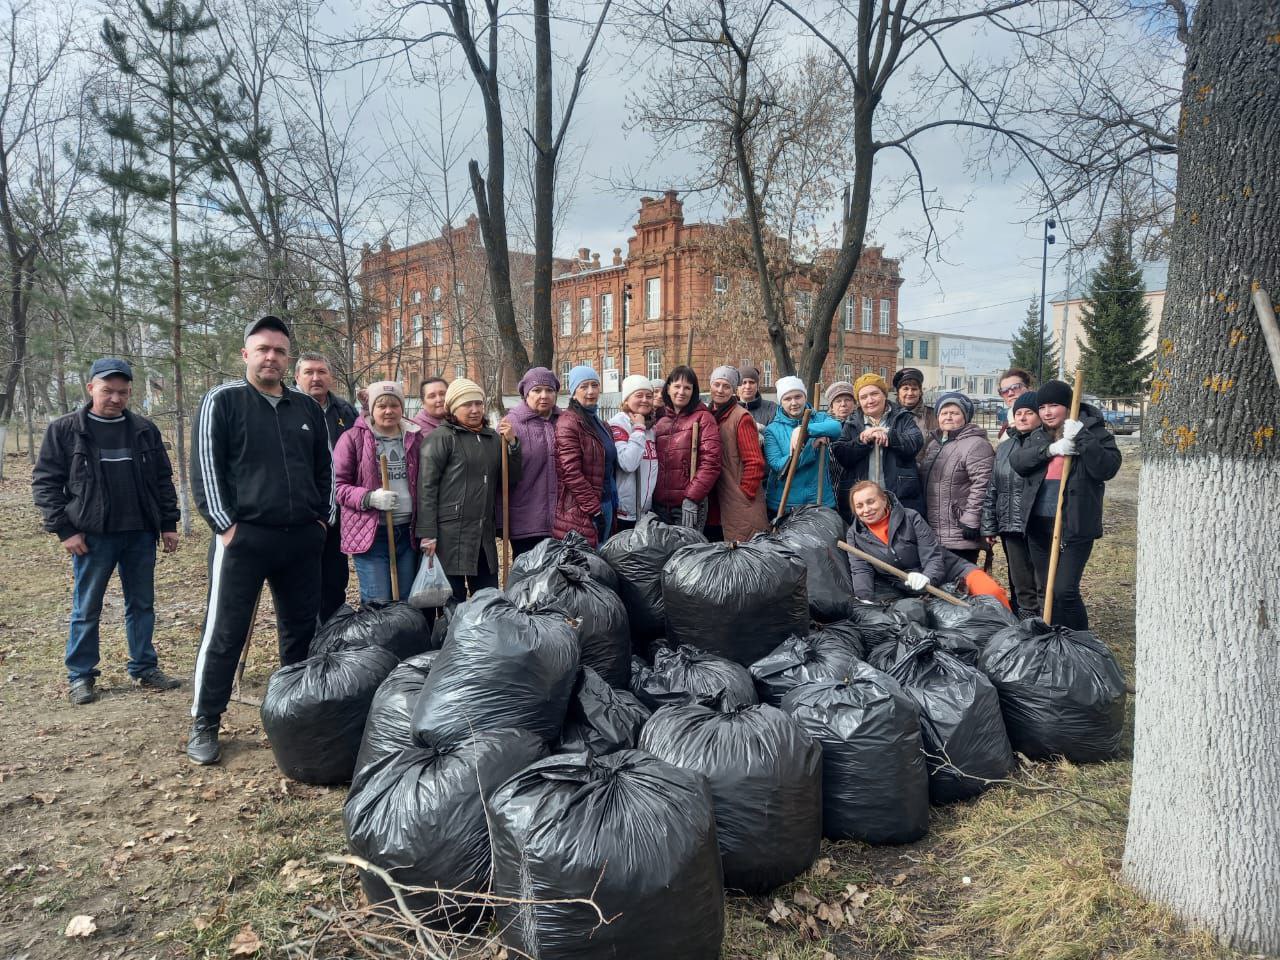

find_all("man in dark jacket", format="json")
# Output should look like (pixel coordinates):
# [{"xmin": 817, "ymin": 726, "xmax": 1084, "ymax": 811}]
[
  {"xmin": 294, "ymin": 352, "xmax": 357, "ymax": 621},
  {"xmin": 187, "ymin": 316, "xmax": 335, "ymax": 764},
  {"xmin": 736, "ymin": 365, "xmax": 778, "ymax": 429},
  {"xmin": 32, "ymin": 358, "xmax": 183, "ymax": 704}
]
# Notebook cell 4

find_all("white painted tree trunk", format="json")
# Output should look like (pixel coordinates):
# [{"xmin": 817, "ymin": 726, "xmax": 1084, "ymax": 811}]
[
  {"xmin": 1124, "ymin": 460, "xmax": 1280, "ymax": 952},
  {"xmin": 1121, "ymin": 0, "xmax": 1280, "ymax": 951}
]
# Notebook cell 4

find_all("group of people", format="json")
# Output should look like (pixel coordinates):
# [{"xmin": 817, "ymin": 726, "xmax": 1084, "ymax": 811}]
[{"xmin": 33, "ymin": 313, "xmax": 1120, "ymax": 768}]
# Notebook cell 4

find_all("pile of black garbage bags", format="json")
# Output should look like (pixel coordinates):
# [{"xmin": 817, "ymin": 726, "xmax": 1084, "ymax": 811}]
[{"xmin": 254, "ymin": 512, "xmax": 1127, "ymax": 959}]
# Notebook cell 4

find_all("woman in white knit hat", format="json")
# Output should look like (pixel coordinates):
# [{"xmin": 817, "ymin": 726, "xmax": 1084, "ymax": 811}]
[
  {"xmin": 762, "ymin": 376, "xmax": 842, "ymax": 517},
  {"xmin": 609, "ymin": 374, "xmax": 660, "ymax": 532}
]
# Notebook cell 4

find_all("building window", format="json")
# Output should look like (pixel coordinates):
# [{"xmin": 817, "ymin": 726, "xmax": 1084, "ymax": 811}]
[
  {"xmin": 392, "ymin": 294, "xmax": 401, "ymax": 309},
  {"xmin": 904, "ymin": 339, "xmax": 914, "ymax": 359},
  {"xmin": 645, "ymin": 277, "xmax": 661, "ymax": 320},
  {"xmin": 645, "ymin": 348, "xmax": 662, "ymax": 381},
  {"xmin": 966, "ymin": 376, "xmax": 977, "ymax": 392},
  {"xmin": 455, "ymin": 363, "xmax": 466, "ymax": 380},
  {"xmin": 411, "ymin": 289, "xmax": 421, "ymax": 304},
  {"xmin": 431, "ymin": 314, "xmax": 443, "ymax": 346},
  {"xmin": 559, "ymin": 301, "xmax": 572, "ymax": 336},
  {"xmin": 795, "ymin": 291, "xmax": 812, "ymax": 326},
  {"xmin": 861, "ymin": 296, "xmax": 873, "ymax": 333},
  {"xmin": 624, "ymin": 353, "xmax": 631, "ymax": 376},
  {"xmin": 454, "ymin": 281, "xmax": 465, "ymax": 297},
  {"xmin": 951, "ymin": 376, "xmax": 962, "ymax": 389},
  {"xmin": 840, "ymin": 363, "xmax": 852, "ymax": 382},
  {"xmin": 862, "ymin": 365, "xmax": 872, "ymax": 375},
  {"xmin": 879, "ymin": 299, "xmax": 891, "ymax": 335},
  {"xmin": 432, "ymin": 285, "xmax": 442, "ymax": 302},
  {"xmin": 392, "ymin": 317, "xmax": 402, "ymax": 343},
  {"xmin": 561, "ymin": 360, "xmax": 571, "ymax": 382},
  {"xmin": 580, "ymin": 296, "xmax": 593, "ymax": 333},
  {"xmin": 604, "ymin": 354, "xmax": 615, "ymax": 371},
  {"xmin": 919, "ymin": 340, "xmax": 929, "ymax": 360},
  {"xmin": 843, "ymin": 296, "xmax": 855, "ymax": 331},
  {"xmin": 762, "ymin": 361, "xmax": 774, "ymax": 388},
  {"xmin": 412, "ymin": 314, "xmax": 423, "ymax": 346},
  {"xmin": 713, "ymin": 274, "xmax": 728, "ymax": 297},
  {"xmin": 879, "ymin": 366, "xmax": 888, "ymax": 380},
  {"xmin": 372, "ymin": 323, "xmax": 382, "ymax": 352},
  {"xmin": 601, "ymin": 293, "xmax": 614, "ymax": 332}
]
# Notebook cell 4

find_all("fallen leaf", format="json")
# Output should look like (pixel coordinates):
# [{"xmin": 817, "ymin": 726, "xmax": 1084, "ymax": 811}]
[
  {"xmin": 766, "ymin": 898, "xmax": 792, "ymax": 923},
  {"xmin": 792, "ymin": 888, "xmax": 821, "ymax": 910},
  {"xmin": 891, "ymin": 871, "xmax": 909, "ymax": 886},
  {"xmin": 4, "ymin": 864, "xmax": 27, "ymax": 878},
  {"xmin": 193, "ymin": 917, "xmax": 209, "ymax": 931},
  {"xmin": 228, "ymin": 924, "xmax": 261, "ymax": 956},
  {"xmin": 64, "ymin": 915, "xmax": 97, "ymax": 938},
  {"xmin": 809, "ymin": 857, "xmax": 833, "ymax": 877}
]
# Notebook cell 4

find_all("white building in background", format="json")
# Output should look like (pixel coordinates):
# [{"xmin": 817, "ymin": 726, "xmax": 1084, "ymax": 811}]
[
  {"xmin": 898, "ymin": 327, "xmax": 1012, "ymax": 399},
  {"xmin": 1050, "ymin": 260, "xmax": 1167, "ymax": 377}
]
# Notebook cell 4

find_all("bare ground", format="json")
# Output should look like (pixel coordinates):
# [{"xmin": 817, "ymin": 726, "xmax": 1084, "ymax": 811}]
[{"xmin": 0, "ymin": 442, "xmax": 1248, "ymax": 959}]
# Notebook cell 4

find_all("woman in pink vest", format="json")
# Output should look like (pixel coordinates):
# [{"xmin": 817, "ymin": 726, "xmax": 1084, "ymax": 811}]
[{"xmin": 705, "ymin": 365, "xmax": 767, "ymax": 541}]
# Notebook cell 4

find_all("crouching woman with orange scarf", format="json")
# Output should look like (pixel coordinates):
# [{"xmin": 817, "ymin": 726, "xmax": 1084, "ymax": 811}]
[{"xmin": 844, "ymin": 480, "xmax": 1009, "ymax": 607}]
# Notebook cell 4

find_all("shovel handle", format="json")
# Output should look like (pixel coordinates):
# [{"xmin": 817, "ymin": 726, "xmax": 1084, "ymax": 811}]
[{"xmin": 836, "ymin": 540, "xmax": 969, "ymax": 607}]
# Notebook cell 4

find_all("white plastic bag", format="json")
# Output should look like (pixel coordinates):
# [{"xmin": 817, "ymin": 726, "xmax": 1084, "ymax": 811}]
[{"xmin": 408, "ymin": 556, "xmax": 452, "ymax": 609}]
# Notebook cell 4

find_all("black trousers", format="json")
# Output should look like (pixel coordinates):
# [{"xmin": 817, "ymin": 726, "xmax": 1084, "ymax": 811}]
[
  {"xmin": 448, "ymin": 549, "xmax": 498, "ymax": 603},
  {"xmin": 1001, "ymin": 532, "xmax": 1042, "ymax": 618},
  {"xmin": 319, "ymin": 521, "xmax": 350, "ymax": 622},
  {"xmin": 1025, "ymin": 516, "xmax": 1095, "ymax": 630},
  {"xmin": 511, "ymin": 536, "xmax": 545, "ymax": 559},
  {"xmin": 191, "ymin": 521, "xmax": 325, "ymax": 720},
  {"xmin": 950, "ymin": 548, "xmax": 981, "ymax": 564}
]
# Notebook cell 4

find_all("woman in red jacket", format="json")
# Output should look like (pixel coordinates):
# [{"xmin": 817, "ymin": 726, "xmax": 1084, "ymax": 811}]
[
  {"xmin": 553, "ymin": 365, "xmax": 619, "ymax": 546},
  {"xmin": 652, "ymin": 365, "xmax": 722, "ymax": 531}
]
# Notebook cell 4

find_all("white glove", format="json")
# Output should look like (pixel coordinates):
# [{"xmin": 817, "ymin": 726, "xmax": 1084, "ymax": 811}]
[
  {"xmin": 905, "ymin": 572, "xmax": 930, "ymax": 592},
  {"xmin": 368, "ymin": 489, "xmax": 398, "ymax": 511},
  {"xmin": 1047, "ymin": 438, "xmax": 1078, "ymax": 457},
  {"xmin": 1062, "ymin": 418, "xmax": 1084, "ymax": 440},
  {"xmin": 681, "ymin": 498, "xmax": 700, "ymax": 528}
]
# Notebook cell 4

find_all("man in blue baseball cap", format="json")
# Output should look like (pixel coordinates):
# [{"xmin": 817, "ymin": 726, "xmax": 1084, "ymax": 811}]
[{"xmin": 32, "ymin": 357, "xmax": 183, "ymax": 705}]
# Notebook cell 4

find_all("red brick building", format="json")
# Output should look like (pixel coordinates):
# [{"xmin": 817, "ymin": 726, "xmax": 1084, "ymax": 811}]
[{"xmin": 356, "ymin": 193, "xmax": 902, "ymax": 399}]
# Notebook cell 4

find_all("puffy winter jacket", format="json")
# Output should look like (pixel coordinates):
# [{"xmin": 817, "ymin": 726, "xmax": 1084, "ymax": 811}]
[
  {"xmin": 32, "ymin": 405, "xmax": 179, "ymax": 541},
  {"xmin": 333, "ymin": 416, "xmax": 421, "ymax": 555},
  {"xmin": 652, "ymin": 402, "xmax": 722, "ymax": 507},
  {"xmin": 844, "ymin": 496, "xmax": 973, "ymax": 598},
  {"xmin": 763, "ymin": 407, "xmax": 843, "ymax": 513},
  {"xmin": 744, "ymin": 395, "xmax": 778, "ymax": 429},
  {"xmin": 416, "ymin": 419, "xmax": 522, "ymax": 576},
  {"xmin": 502, "ymin": 401, "xmax": 560, "ymax": 541},
  {"xmin": 554, "ymin": 403, "xmax": 617, "ymax": 545},
  {"xmin": 981, "ymin": 430, "xmax": 1031, "ymax": 537},
  {"xmin": 902, "ymin": 402, "xmax": 938, "ymax": 463},
  {"xmin": 1008, "ymin": 403, "xmax": 1121, "ymax": 543},
  {"xmin": 919, "ymin": 422, "xmax": 995, "ymax": 551},
  {"xmin": 610, "ymin": 412, "xmax": 658, "ymax": 521},
  {"xmin": 830, "ymin": 403, "xmax": 925, "ymax": 519}
]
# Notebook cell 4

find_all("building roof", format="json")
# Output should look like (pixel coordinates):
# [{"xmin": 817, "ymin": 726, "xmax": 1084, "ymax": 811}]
[
  {"xmin": 1055, "ymin": 259, "xmax": 1168, "ymax": 303},
  {"xmin": 900, "ymin": 327, "xmax": 1011, "ymax": 345}
]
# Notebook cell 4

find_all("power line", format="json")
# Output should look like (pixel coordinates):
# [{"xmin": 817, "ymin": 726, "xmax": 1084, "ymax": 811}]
[{"xmin": 902, "ymin": 297, "xmax": 1028, "ymax": 324}]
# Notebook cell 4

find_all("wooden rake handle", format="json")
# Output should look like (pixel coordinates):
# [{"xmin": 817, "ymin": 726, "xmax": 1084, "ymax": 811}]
[{"xmin": 836, "ymin": 540, "xmax": 969, "ymax": 607}]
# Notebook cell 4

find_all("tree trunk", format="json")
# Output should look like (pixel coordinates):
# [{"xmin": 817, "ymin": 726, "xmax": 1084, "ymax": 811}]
[
  {"xmin": 1122, "ymin": 0, "xmax": 1280, "ymax": 952},
  {"xmin": 530, "ymin": 0, "xmax": 554, "ymax": 370},
  {"xmin": 168, "ymin": 30, "xmax": 192, "ymax": 536}
]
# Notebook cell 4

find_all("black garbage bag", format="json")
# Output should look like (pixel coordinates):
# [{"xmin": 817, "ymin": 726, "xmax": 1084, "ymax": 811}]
[
  {"xmin": 412, "ymin": 590, "xmax": 579, "ymax": 747},
  {"xmin": 640, "ymin": 702, "xmax": 822, "ymax": 893},
  {"xmin": 781, "ymin": 667, "xmax": 929, "ymax": 843},
  {"xmin": 508, "ymin": 531, "xmax": 621, "ymax": 594},
  {"xmin": 429, "ymin": 599, "xmax": 458, "ymax": 650},
  {"xmin": 309, "ymin": 600, "xmax": 432, "ymax": 660},
  {"xmin": 867, "ymin": 622, "xmax": 981, "ymax": 670},
  {"xmin": 632, "ymin": 644, "xmax": 758, "ymax": 712},
  {"xmin": 344, "ymin": 728, "xmax": 546, "ymax": 928},
  {"xmin": 892, "ymin": 595, "xmax": 929, "ymax": 626},
  {"xmin": 978, "ymin": 619, "xmax": 1127, "ymax": 763},
  {"xmin": 768, "ymin": 506, "xmax": 854, "ymax": 622},
  {"xmin": 557, "ymin": 667, "xmax": 651, "ymax": 755},
  {"xmin": 662, "ymin": 540, "xmax": 809, "ymax": 666},
  {"xmin": 507, "ymin": 561, "xmax": 630, "ymax": 687},
  {"xmin": 927, "ymin": 594, "xmax": 1018, "ymax": 649},
  {"xmin": 845, "ymin": 599, "xmax": 915, "ymax": 650},
  {"xmin": 886, "ymin": 637, "xmax": 1012, "ymax": 803},
  {"xmin": 600, "ymin": 514, "xmax": 707, "ymax": 655},
  {"xmin": 261, "ymin": 646, "xmax": 400, "ymax": 785},
  {"xmin": 354, "ymin": 651, "xmax": 440, "ymax": 781},
  {"xmin": 489, "ymin": 750, "xmax": 724, "ymax": 960},
  {"xmin": 749, "ymin": 623, "xmax": 865, "ymax": 706}
]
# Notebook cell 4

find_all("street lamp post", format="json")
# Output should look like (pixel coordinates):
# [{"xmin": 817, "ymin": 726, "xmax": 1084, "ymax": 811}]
[{"xmin": 1037, "ymin": 217, "xmax": 1056, "ymax": 384}]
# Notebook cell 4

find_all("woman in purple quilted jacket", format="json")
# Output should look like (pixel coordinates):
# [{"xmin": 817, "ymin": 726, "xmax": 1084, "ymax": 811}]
[
  {"xmin": 500, "ymin": 367, "xmax": 562, "ymax": 557},
  {"xmin": 333, "ymin": 381, "xmax": 421, "ymax": 603}
]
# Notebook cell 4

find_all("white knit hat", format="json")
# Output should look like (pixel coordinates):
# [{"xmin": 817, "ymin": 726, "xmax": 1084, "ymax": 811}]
[
  {"xmin": 775, "ymin": 375, "xmax": 806, "ymax": 401},
  {"xmin": 620, "ymin": 374, "xmax": 652, "ymax": 403}
]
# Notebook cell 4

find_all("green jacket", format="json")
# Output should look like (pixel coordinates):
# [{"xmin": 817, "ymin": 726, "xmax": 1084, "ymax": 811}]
[{"xmin": 416, "ymin": 419, "xmax": 522, "ymax": 577}]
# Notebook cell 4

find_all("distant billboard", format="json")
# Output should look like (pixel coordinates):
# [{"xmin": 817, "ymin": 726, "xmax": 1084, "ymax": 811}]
[{"xmin": 936, "ymin": 335, "xmax": 1010, "ymax": 372}]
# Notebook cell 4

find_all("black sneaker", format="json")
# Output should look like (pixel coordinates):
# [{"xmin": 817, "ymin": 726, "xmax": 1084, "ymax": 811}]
[
  {"xmin": 68, "ymin": 678, "xmax": 96, "ymax": 705},
  {"xmin": 132, "ymin": 667, "xmax": 182, "ymax": 691},
  {"xmin": 187, "ymin": 716, "xmax": 222, "ymax": 765}
]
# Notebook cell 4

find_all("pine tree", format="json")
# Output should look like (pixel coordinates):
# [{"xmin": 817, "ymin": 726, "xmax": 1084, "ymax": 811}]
[
  {"xmin": 1008, "ymin": 295, "xmax": 1058, "ymax": 379},
  {"xmin": 1076, "ymin": 224, "xmax": 1152, "ymax": 394}
]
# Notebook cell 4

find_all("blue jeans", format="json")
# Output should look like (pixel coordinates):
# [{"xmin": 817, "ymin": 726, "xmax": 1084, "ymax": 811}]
[
  {"xmin": 67, "ymin": 531, "xmax": 159, "ymax": 682},
  {"xmin": 353, "ymin": 523, "xmax": 416, "ymax": 605}
]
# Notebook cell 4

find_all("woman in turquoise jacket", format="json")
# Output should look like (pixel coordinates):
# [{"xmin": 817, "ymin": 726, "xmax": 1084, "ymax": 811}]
[{"xmin": 764, "ymin": 376, "xmax": 843, "ymax": 515}]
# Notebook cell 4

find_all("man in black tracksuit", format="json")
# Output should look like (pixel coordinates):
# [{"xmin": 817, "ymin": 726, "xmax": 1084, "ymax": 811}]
[
  {"xmin": 293, "ymin": 351, "xmax": 357, "ymax": 621},
  {"xmin": 187, "ymin": 315, "xmax": 335, "ymax": 764}
]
